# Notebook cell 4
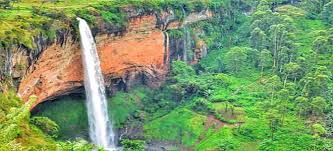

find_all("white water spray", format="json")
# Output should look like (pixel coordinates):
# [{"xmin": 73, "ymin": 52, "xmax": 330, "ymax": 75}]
[{"xmin": 77, "ymin": 18, "xmax": 116, "ymax": 150}]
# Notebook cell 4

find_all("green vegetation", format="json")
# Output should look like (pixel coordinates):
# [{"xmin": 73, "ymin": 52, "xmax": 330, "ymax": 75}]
[
  {"xmin": 0, "ymin": 0, "xmax": 211, "ymax": 51},
  {"xmin": 0, "ymin": 92, "xmax": 94, "ymax": 150},
  {"xmin": 32, "ymin": 87, "xmax": 147, "ymax": 140},
  {"xmin": 144, "ymin": 108, "xmax": 206, "ymax": 146},
  {"xmin": 107, "ymin": 87, "xmax": 146, "ymax": 128},
  {"xmin": 138, "ymin": 0, "xmax": 333, "ymax": 150},
  {"xmin": 32, "ymin": 96, "xmax": 89, "ymax": 140},
  {"xmin": 0, "ymin": 0, "xmax": 215, "ymax": 80},
  {"xmin": 121, "ymin": 139, "xmax": 145, "ymax": 151},
  {"xmin": 30, "ymin": 116, "xmax": 60, "ymax": 139},
  {"xmin": 1, "ymin": 0, "xmax": 333, "ymax": 150}
]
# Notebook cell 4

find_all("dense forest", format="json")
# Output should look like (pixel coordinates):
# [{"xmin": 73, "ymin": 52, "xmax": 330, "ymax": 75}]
[{"xmin": 1, "ymin": 0, "xmax": 333, "ymax": 150}]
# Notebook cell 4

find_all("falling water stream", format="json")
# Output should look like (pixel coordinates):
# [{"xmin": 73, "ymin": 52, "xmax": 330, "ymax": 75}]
[{"xmin": 77, "ymin": 18, "xmax": 116, "ymax": 150}]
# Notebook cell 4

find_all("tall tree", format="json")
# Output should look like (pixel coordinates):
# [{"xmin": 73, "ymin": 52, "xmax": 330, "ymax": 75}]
[
  {"xmin": 325, "ymin": 111, "xmax": 333, "ymax": 137},
  {"xmin": 224, "ymin": 47, "xmax": 250, "ymax": 74},
  {"xmin": 258, "ymin": 49, "xmax": 273, "ymax": 77},
  {"xmin": 321, "ymin": 2, "xmax": 333, "ymax": 24},
  {"xmin": 276, "ymin": 88, "xmax": 290, "ymax": 124},
  {"xmin": 295, "ymin": 96, "xmax": 310, "ymax": 117},
  {"xmin": 313, "ymin": 36, "xmax": 330, "ymax": 54},
  {"xmin": 250, "ymin": 27, "xmax": 267, "ymax": 51},
  {"xmin": 269, "ymin": 24, "xmax": 287, "ymax": 72},
  {"xmin": 300, "ymin": 66, "xmax": 332, "ymax": 98},
  {"xmin": 283, "ymin": 62, "xmax": 301, "ymax": 85},
  {"xmin": 311, "ymin": 96, "xmax": 328, "ymax": 116},
  {"xmin": 303, "ymin": 0, "xmax": 331, "ymax": 14},
  {"xmin": 265, "ymin": 109, "xmax": 280, "ymax": 140},
  {"xmin": 262, "ymin": 75, "xmax": 283, "ymax": 104}
]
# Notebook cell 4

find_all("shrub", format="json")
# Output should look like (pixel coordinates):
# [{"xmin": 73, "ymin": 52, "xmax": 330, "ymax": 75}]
[
  {"xmin": 56, "ymin": 139, "xmax": 94, "ymax": 151},
  {"xmin": 121, "ymin": 139, "xmax": 145, "ymax": 151},
  {"xmin": 30, "ymin": 116, "xmax": 59, "ymax": 138},
  {"xmin": 321, "ymin": 2, "xmax": 333, "ymax": 25},
  {"xmin": 215, "ymin": 113, "xmax": 227, "ymax": 122},
  {"xmin": 0, "ymin": 0, "xmax": 11, "ymax": 9},
  {"xmin": 168, "ymin": 29, "xmax": 184, "ymax": 39},
  {"xmin": 191, "ymin": 98, "xmax": 214, "ymax": 113},
  {"xmin": 218, "ymin": 138, "xmax": 240, "ymax": 151},
  {"xmin": 171, "ymin": 61, "xmax": 196, "ymax": 77}
]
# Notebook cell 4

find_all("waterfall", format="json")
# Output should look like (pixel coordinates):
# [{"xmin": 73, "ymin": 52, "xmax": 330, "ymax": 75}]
[
  {"xmin": 77, "ymin": 18, "xmax": 116, "ymax": 150},
  {"xmin": 183, "ymin": 26, "xmax": 191, "ymax": 62},
  {"xmin": 181, "ymin": 7, "xmax": 192, "ymax": 63}
]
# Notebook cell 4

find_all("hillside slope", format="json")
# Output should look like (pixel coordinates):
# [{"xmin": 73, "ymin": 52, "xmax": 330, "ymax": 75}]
[{"xmin": 1, "ymin": 0, "xmax": 333, "ymax": 151}]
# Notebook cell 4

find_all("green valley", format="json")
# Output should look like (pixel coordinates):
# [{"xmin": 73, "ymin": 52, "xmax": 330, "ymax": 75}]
[{"xmin": 1, "ymin": 0, "xmax": 333, "ymax": 151}]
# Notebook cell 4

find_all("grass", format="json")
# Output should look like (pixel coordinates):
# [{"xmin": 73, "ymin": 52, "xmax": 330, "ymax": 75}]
[
  {"xmin": 191, "ymin": 6, "xmax": 329, "ymax": 151},
  {"xmin": 194, "ymin": 116, "xmax": 312, "ymax": 151},
  {"xmin": 195, "ymin": 127, "xmax": 240, "ymax": 151},
  {"xmin": 18, "ymin": 2, "xmax": 333, "ymax": 150},
  {"xmin": 0, "ymin": 0, "xmax": 211, "ymax": 51},
  {"xmin": 0, "ymin": 0, "xmax": 121, "ymax": 50},
  {"xmin": 213, "ymin": 102, "xmax": 245, "ymax": 120},
  {"xmin": 107, "ymin": 87, "xmax": 147, "ymax": 128},
  {"xmin": 17, "ymin": 124, "xmax": 58, "ymax": 150},
  {"xmin": 144, "ymin": 108, "xmax": 206, "ymax": 147},
  {"xmin": 32, "ymin": 86, "xmax": 148, "ymax": 140},
  {"xmin": 32, "ymin": 96, "xmax": 89, "ymax": 140},
  {"xmin": 294, "ymin": 18, "xmax": 326, "ymax": 55},
  {"xmin": 0, "ymin": 91, "xmax": 58, "ymax": 150},
  {"xmin": 240, "ymin": 141, "xmax": 259, "ymax": 151}
]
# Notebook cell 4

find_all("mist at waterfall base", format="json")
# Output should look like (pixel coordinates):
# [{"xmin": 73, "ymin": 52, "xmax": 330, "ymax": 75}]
[{"xmin": 77, "ymin": 18, "xmax": 117, "ymax": 150}]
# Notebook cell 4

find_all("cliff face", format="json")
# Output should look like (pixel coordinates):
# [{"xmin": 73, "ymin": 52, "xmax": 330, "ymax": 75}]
[{"xmin": 16, "ymin": 10, "xmax": 212, "ymax": 107}]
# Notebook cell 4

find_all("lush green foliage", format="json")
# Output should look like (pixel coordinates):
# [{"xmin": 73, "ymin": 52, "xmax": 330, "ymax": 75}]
[
  {"xmin": 33, "ymin": 96, "xmax": 89, "ymax": 140},
  {"xmin": 2, "ymin": 0, "xmax": 333, "ymax": 150},
  {"xmin": 144, "ymin": 108, "xmax": 206, "ymax": 146},
  {"xmin": 121, "ymin": 139, "xmax": 145, "ymax": 151},
  {"xmin": 30, "ymin": 116, "xmax": 60, "ymax": 139},
  {"xmin": 0, "ymin": 92, "xmax": 94, "ymax": 150},
  {"xmin": 139, "ymin": 0, "xmax": 333, "ymax": 150},
  {"xmin": 0, "ymin": 0, "xmax": 211, "ymax": 50}
]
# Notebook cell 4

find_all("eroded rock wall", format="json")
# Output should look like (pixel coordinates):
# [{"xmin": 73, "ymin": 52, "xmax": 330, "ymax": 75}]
[
  {"xmin": 18, "ymin": 15, "xmax": 167, "ymax": 107},
  {"xmin": 17, "ymin": 10, "xmax": 212, "ymax": 107}
]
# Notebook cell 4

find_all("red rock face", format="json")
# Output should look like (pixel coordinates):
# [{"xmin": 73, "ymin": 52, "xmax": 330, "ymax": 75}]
[
  {"xmin": 98, "ymin": 16, "xmax": 167, "ymax": 78},
  {"xmin": 18, "ymin": 11, "xmax": 212, "ymax": 108},
  {"xmin": 18, "ymin": 15, "xmax": 169, "ymax": 108}
]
